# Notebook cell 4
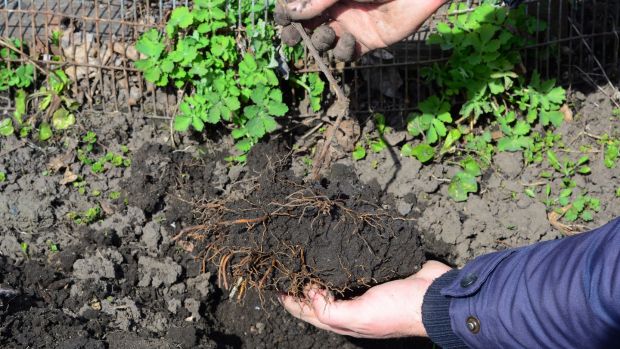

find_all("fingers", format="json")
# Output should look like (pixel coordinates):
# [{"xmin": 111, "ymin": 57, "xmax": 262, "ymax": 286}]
[
  {"xmin": 283, "ymin": 0, "xmax": 341, "ymax": 21},
  {"xmin": 412, "ymin": 261, "xmax": 452, "ymax": 281},
  {"xmin": 279, "ymin": 287, "xmax": 362, "ymax": 330}
]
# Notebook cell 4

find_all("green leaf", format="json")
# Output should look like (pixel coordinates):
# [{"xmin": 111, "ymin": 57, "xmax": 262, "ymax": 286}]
[
  {"xmin": 409, "ymin": 144, "xmax": 435, "ymax": 163},
  {"xmin": 540, "ymin": 110, "xmax": 564, "ymax": 127},
  {"xmin": 370, "ymin": 139, "xmax": 387, "ymax": 153},
  {"xmin": 577, "ymin": 166, "xmax": 591, "ymax": 175},
  {"xmin": 546, "ymin": 86, "xmax": 565, "ymax": 105},
  {"xmin": 441, "ymin": 128, "xmax": 461, "ymax": 153},
  {"xmin": 267, "ymin": 101, "xmax": 288, "ymax": 116},
  {"xmin": 245, "ymin": 113, "xmax": 278, "ymax": 138},
  {"xmin": 135, "ymin": 29, "xmax": 165, "ymax": 58},
  {"xmin": 563, "ymin": 207, "xmax": 579, "ymax": 222},
  {"xmin": 436, "ymin": 22, "xmax": 451, "ymax": 35},
  {"xmin": 461, "ymin": 158, "xmax": 481, "ymax": 177},
  {"xmin": 497, "ymin": 136, "xmax": 532, "ymax": 152},
  {"xmin": 524, "ymin": 188, "xmax": 536, "ymax": 198},
  {"xmin": 352, "ymin": 145, "xmax": 366, "ymax": 161},
  {"xmin": 0, "ymin": 118, "xmax": 14, "ymax": 136},
  {"xmin": 174, "ymin": 115, "xmax": 192, "ymax": 131},
  {"xmin": 39, "ymin": 122, "xmax": 53, "ymax": 141},
  {"xmin": 51, "ymin": 108, "xmax": 75, "ymax": 130},
  {"xmin": 512, "ymin": 120, "xmax": 531, "ymax": 136},
  {"xmin": 547, "ymin": 150, "xmax": 561, "ymax": 170},
  {"xmin": 166, "ymin": 7, "xmax": 194, "ymax": 35},
  {"xmin": 448, "ymin": 172, "xmax": 478, "ymax": 202},
  {"xmin": 581, "ymin": 210, "xmax": 594, "ymax": 222}
]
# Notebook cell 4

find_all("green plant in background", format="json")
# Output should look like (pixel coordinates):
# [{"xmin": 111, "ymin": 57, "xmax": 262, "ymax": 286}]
[
  {"xmin": 1, "ymin": 37, "xmax": 78, "ymax": 140},
  {"xmin": 0, "ymin": 39, "xmax": 34, "ymax": 91},
  {"xmin": 135, "ymin": 0, "xmax": 324, "ymax": 157},
  {"xmin": 398, "ymin": 2, "xmax": 566, "ymax": 201}
]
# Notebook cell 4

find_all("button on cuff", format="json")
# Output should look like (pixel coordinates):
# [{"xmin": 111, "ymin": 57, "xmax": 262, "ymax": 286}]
[{"xmin": 466, "ymin": 316, "xmax": 481, "ymax": 334}]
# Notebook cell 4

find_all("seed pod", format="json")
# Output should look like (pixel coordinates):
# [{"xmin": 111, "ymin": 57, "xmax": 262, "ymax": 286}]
[
  {"xmin": 333, "ymin": 32, "xmax": 356, "ymax": 62},
  {"xmin": 274, "ymin": 6, "xmax": 291, "ymax": 26},
  {"xmin": 311, "ymin": 25, "xmax": 336, "ymax": 52},
  {"xmin": 281, "ymin": 25, "xmax": 301, "ymax": 46}
]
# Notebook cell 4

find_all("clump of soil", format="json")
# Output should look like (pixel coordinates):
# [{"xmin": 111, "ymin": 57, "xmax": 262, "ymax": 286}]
[{"xmin": 175, "ymin": 144, "xmax": 443, "ymax": 297}]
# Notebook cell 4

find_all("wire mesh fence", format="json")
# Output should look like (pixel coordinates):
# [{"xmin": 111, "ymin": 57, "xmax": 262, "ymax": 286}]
[{"xmin": 1, "ymin": 0, "xmax": 619, "ymax": 118}]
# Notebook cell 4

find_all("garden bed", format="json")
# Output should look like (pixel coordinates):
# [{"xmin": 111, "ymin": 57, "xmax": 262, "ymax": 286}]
[{"xmin": 1, "ymin": 83, "xmax": 619, "ymax": 348}]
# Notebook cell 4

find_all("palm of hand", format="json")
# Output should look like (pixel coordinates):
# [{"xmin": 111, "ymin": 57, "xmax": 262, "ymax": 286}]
[{"xmin": 280, "ymin": 261, "xmax": 452, "ymax": 338}]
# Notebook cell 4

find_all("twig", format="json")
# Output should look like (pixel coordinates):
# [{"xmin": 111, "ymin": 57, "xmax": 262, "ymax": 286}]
[
  {"xmin": 289, "ymin": 23, "xmax": 350, "ymax": 180},
  {"xmin": 0, "ymin": 37, "xmax": 49, "ymax": 77},
  {"xmin": 568, "ymin": 19, "xmax": 620, "ymax": 108}
]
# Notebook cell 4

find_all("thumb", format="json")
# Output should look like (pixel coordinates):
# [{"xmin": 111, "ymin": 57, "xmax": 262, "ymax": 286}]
[{"xmin": 307, "ymin": 287, "xmax": 360, "ymax": 328}]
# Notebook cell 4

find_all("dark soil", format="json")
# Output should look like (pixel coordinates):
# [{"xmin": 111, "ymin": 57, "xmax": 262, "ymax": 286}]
[
  {"xmin": 1, "ymin": 84, "xmax": 619, "ymax": 348},
  {"xmin": 170, "ymin": 143, "xmax": 447, "ymax": 295}
]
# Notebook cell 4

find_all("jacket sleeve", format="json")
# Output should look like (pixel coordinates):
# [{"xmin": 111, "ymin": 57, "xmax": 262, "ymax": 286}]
[{"xmin": 422, "ymin": 217, "xmax": 620, "ymax": 348}]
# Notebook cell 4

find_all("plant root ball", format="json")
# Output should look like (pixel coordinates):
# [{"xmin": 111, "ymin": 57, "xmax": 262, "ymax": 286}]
[
  {"xmin": 274, "ymin": 6, "xmax": 291, "ymax": 26},
  {"xmin": 281, "ymin": 25, "xmax": 301, "ymax": 46},
  {"xmin": 311, "ymin": 25, "xmax": 336, "ymax": 52},
  {"xmin": 333, "ymin": 32, "xmax": 356, "ymax": 62}
]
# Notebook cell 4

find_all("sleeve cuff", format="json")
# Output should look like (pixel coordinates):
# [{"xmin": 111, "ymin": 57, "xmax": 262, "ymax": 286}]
[{"xmin": 421, "ymin": 269, "xmax": 469, "ymax": 349}]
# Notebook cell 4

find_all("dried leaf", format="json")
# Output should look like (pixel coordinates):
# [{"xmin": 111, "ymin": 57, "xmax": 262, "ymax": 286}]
[
  {"xmin": 59, "ymin": 169, "xmax": 78, "ymax": 185},
  {"xmin": 560, "ymin": 104, "xmax": 573, "ymax": 122},
  {"xmin": 176, "ymin": 240, "xmax": 194, "ymax": 253},
  {"xmin": 547, "ymin": 205, "xmax": 586, "ymax": 235},
  {"xmin": 48, "ymin": 151, "xmax": 74, "ymax": 172}
]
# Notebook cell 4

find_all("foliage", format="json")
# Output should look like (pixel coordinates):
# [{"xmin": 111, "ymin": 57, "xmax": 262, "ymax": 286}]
[
  {"xmin": 352, "ymin": 114, "xmax": 389, "ymax": 161},
  {"xmin": 561, "ymin": 195, "xmax": 600, "ymax": 222},
  {"xmin": 76, "ymin": 131, "xmax": 131, "ymax": 174},
  {"xmin": 448, "ymin": 157, "xmax": 482, "ymax": 202},
  {"xmin": 1, "ymin": 37, "xmax": 77, "ymax": 140},
  {"xmin": 546, "ymin": 151, "xmax": 590, "ymax": 177},
  {"xmin": 398, "ymin": 2, "xmax": 566, "ymax": 201},
  {"xmin": 135, "ymin": 0, "xmax": 324, "ymax": 155},
  {"xmin": 0, "ymin": 39, "xmax": 34, "ymax": 91},
  {"xmin": 68, "ymin": 205, "xmax": 102, "ymax": 225},
  {"xmin": 0, "ymin": 171, "xmax": 6, "ymax": 182}
]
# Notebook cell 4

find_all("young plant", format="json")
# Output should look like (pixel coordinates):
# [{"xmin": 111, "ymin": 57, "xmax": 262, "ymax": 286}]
[
  {"xmin": 546, "ymin": 150, "xmax": 591, "ymax": 177},
  {"xmin": 134, "ymin": 0, "xmax": 323, "ymax": 155},
  {"xmin": 448, "ymin": 157, "xmax": 482, "ymax": 202},
  {"xmin": 561, "ymin": 195, "xmax": 600, "ymax": 222},
  {"xmin": 401, "ymin": 3, "xmax": 566, "ymax": 168}
]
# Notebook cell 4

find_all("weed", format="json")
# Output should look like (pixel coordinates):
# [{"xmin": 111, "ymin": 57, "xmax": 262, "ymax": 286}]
[
  {"xmin": 352, "ymin": 114, "xmax": 388, "ymax": 161},
  {"xmin": 0, "ymin": 171, "xmax": 6, "ymax": 182},
  {"xmin": 68, "ymin": 205, "xmax": 102, "ymax": 225},
  {"xmin": 109, "ymin": 191, "xmax": 122, "ymax": 200},
  {"xmin": 135, "ymin": 0, "xmax": 324, "ymax": 154},
  {"xmin": 352, "ymin": 144, "xmax": 366, "ymax": 161},
  {"xmin": 400, "ymin": 2, "xmax": 566, "ymax": 200},
  {"xmin": 20, "ymin": 242, "xmax": 28, "ymax": 255},
  {"xmin": 448, "ymin": 157, "xmax": 482, "ymax": 202},
  {"xmin": 47, "ymin": 240, "xmax": 59, "ymax": 252},
  {"xmin": 561, "ymin": 195, "xmax": 600, "ymax": 222},
  {"xmin": 547, "ymin": 150, "xmax": 590, "ymax": 177}
]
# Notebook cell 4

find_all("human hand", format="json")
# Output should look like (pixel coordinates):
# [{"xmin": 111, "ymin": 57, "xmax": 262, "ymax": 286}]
[
  {"xmin": 279, "ymin": 261, "xmax": 452, "ymax": 338},
  {"xmin": 276, "ymin": 0, "xmax": 448, "ymax": 59}
]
